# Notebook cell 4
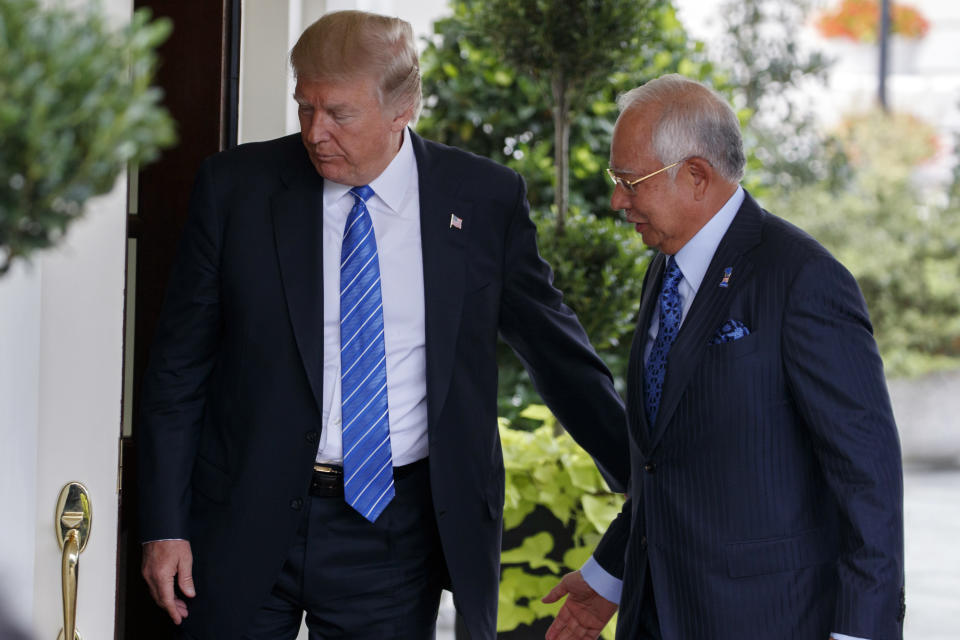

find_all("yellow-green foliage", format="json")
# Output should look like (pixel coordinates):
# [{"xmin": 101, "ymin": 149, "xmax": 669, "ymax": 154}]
[{"xmin": 498, "ymin": 406, "xmax": 624, "ymax": 637}]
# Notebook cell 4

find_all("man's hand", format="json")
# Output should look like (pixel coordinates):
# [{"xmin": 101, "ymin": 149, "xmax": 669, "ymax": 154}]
[
  {"xmin": 543, "ymin": 570, "xmax": 618, "ymax": 640},
  {"xmin": 141, "ymin": 539, "xmax": 196, "ymax": 624}
]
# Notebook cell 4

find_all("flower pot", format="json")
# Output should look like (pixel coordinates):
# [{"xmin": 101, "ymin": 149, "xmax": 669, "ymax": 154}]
[
  {"xmin": 824, "ymin": 39, "xmax": 878, "ymax": 74},
  {"xmin": 889, "ymin": 35, "xmax": 920, "ymax": 74}
]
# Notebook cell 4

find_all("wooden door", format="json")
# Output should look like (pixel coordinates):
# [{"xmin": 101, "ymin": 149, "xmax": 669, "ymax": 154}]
[{"xmin": 118, "ymin": 1, "xmax": 240, "ymax": 637}]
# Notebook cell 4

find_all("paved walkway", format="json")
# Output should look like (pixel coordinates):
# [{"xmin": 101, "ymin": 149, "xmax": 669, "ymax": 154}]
[{"xmin": 902, "ymin": 465, "xmax": 960, "ymax": 639}]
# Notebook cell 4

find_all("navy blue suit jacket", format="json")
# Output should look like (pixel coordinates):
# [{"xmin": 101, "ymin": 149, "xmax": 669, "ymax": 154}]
[
  {"xmin": 594, "ymin": 192, "xmax": 904, "ymax": 639},
  {"xmin": 138, "ymin": 131, "xmax": 630, "ymax": 639}
]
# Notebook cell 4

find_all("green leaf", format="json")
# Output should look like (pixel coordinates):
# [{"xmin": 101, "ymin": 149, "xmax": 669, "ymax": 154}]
[
  {"xmin": 497, "ymin": 568, "xmax": 561, "ymax": 631},
  {"xmin": 503, "ymin": 500, "xmax": 536, "ymax": 530},
  {"xmin": 518, "ymin": 403, "xmax": 554, "ymax": 423},
  {"xmin": 563, "ymin": 455, "xmax": 602, "ymax": 492},
  {"xmin": 601, "ymin": 612, "xmax": 619, "ymax": 639},
  {"xmin": 562, "ymin": 544, "xmax": 593, "ymax": 569},
  {"xmin": 582, "ymin": 494, "xmax": 624, "ymax": 533},
  {"xmin": 501, "ymin": 532, "xmax": 561, "ymax": 572}
]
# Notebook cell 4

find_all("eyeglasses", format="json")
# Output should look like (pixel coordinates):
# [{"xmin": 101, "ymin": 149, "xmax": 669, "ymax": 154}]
[{"xmin": 606, "ymin": 160, "xmax": 682, "ymax": 194}]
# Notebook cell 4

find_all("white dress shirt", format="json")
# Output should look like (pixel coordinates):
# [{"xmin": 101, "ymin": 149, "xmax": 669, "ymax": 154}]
[
  {"xmin": 316, "ymin": 129, "xmax": 429, "ymax": 466},
  {"xmin": 582, "ymin": 186, "xmax": 869, "ymax": 640}
]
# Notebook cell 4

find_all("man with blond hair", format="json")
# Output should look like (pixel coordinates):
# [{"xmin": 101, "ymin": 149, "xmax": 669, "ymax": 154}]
[
  {"xmin": 543, "ymin": 74, "xmax": 904, "ymax": 640},
  {"xmin": 138, "ymin": 10, "xmax": 629, "ymax": 639}
]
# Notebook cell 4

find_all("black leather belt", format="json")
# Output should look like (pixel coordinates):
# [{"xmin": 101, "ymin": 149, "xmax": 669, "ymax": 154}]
[{"xmin": 309, "ymin": 458, "xmax": 427, "ymax": 497}]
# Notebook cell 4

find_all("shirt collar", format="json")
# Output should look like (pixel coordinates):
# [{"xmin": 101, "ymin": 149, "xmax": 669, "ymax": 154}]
[
  {"xmin": 673, "ymin": 185, "xmax": 744, "ymax": 293},
  {"xmin": 321, "ymin": 128, "xmax": 416, "ymax": 217}
]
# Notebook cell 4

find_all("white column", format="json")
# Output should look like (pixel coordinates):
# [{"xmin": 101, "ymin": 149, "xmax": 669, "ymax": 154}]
[{"xmin": 240, "ymin": 0, "xmax": 303, "ymax": 142}]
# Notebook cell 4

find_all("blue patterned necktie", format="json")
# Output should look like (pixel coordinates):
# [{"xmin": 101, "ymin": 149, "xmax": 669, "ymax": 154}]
[
  {"xmin": 644, "ymin": 257, "xmax": 684, "ymax": 426},
  {"xmin": 340, "ymin": 185, "xmax": 394, "ymax": 522}
]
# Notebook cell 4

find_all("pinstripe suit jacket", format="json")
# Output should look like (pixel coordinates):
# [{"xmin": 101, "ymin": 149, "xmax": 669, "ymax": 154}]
[{"xmin": 594, "ymin": 192, "xmax": 904, "ymax": 639}]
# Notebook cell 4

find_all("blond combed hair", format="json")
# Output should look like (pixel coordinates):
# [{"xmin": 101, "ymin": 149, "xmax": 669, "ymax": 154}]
[{"xmin": 290, "ymin": 10, "xmax": 422, "ymax": 123}]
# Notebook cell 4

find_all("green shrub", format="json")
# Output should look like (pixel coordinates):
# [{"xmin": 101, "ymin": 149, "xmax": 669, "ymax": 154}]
[
  {"xmin": 418, "ymin": 0, "xmax": 715, "ymax": 219},
  {"xmin": 770, "ymin": 109, "xmax": 960, "ymax": 377},
  {"xmin": 498, "ymin": 211, "xmax": 651, "ymax": 422},
  {"xmin": 0, "ymin": 0, "xmax": 175, "ymax": 274},
  {"xmin": 498, "ymin": 405, "xmax": 624, "ymax": 637}
]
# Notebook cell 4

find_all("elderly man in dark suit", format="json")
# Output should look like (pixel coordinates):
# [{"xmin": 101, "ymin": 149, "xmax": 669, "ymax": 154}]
[
  {"xmin": 137, "ymin": 10, "xmax": 629, "ymax": 640},
  {"xmin": 543, "ymin": 75, "xmax": 904, "ymax": 640}
]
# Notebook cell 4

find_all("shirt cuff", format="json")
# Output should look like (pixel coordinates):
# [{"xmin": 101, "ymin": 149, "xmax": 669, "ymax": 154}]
[
  {"xmin": 580, "ymin": 555, "xmax": 622, "ymax": 604},
  {"xmin": 832, "ymin": 634, "xmax": 870, "ymax": 640},
  {"xmin": 142, "ymin": 538, "xmax": 187, "ymax": 544}
]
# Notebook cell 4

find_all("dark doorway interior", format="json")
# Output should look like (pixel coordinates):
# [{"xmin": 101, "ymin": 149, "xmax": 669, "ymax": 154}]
[{"xmin": 117, "ymin": 1, "xmax": 240, "ymax": 637}]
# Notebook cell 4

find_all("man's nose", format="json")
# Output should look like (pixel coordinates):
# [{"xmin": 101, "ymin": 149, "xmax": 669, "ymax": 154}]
[
  {"xmin": 611, "ymin": 183, "xmax": 631, "ymax": 213},
  {"xmin": 304, "ymin": 111, "xmax": 332, "ymax": 144}
]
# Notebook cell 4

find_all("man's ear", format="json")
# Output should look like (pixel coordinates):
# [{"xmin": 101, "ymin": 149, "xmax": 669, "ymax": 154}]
[
  {"xmin": 391, "ymin": 103, "xmax": 415, "ymax": 132},
  {"xmin": 684, "ymin": 157, "xmax": 712, "ymax": 201}
]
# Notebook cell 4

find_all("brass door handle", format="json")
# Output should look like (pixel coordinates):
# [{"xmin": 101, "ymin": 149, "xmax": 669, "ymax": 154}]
[{"xmin": 55, "ymin": 483, "xmax": 91, "ymax": 640}]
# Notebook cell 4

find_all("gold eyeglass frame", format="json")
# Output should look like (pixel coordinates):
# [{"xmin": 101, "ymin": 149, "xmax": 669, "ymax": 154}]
[{"xmin": 606, "ymin": 160, "xmax": 682, "ymax": 193}]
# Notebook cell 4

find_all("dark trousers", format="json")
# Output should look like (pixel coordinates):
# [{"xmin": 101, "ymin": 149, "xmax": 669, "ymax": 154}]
[{"xmin": 243, "ymin": 461, "xmax": 446, "ymax": 639}]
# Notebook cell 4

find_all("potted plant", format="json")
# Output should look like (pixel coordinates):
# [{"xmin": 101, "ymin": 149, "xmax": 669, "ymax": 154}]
[
  {"xmin": 0, "ymin": 0, "xmax": 176, "ymax": 276},
  {"xmin": 814, "ymin": 0, "xmax": 930, "ymax": 73},
  {"xmin": 815, "ymin": 0, "xmax": 929, "ymax": 43},
  {"xmin": 494, "ymin": 405, "xmax": 624, "ymax": 639}
]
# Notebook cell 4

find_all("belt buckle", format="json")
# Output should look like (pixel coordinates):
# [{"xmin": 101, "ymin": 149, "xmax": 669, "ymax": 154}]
[
  {"xmin": 313, "ymin": 464, "xmax": 341, "ymax": 476},
  {"xmin": 311, "ymin": 464, "xmax": 344, "ymax": 498}
]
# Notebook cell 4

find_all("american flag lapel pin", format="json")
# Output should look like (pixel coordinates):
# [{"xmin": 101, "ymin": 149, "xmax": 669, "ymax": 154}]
[
  {"xmin": 719, "ymin": 267, "xmax": 732, "ymax": 288},
  {"xmin": 449, "ymin": 213, "xmax": 463, "ymax": 230}
]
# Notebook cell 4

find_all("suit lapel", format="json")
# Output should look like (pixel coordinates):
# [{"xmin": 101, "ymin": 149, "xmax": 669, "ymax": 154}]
[
  {"xmin": 271, "ymin": 139, "xmax": 327, "ymax": 415},
  {"xmin": 410, "ymin": 133, "xmax": 468, "ymax": 429},
  {"xmin": 647, "ymin": 193, "xmax": 764, "ymax": 450}
]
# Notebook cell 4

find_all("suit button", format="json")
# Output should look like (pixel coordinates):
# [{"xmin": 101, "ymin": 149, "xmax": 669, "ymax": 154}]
[
  {"xmin": 640, "ymin": 536, "xmax": 648, "ymax": 549},
  {"xmin": 644, "ymin": 463, "xmax": 656, "ymax": 473},
  {"xmin": 305, "ymin": 431, "xmax": 318, "ymax": 444},
  {"xmin": 290, "ymin": 498, "xmax": 303, "ymax": 510}
]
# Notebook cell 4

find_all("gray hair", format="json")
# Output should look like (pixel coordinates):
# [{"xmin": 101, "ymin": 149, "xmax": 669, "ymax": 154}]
[
  {"xmin": 290, "ymin": 10, "xmax": 422, "ymax": 123},
  {"xmin": 617, "ymin": 74, "xmax": 745, "ymax": 183}
]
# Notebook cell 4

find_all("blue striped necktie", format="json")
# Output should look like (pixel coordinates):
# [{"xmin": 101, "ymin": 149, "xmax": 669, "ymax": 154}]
[
  {"xmin": 644, "ymin": 256, "xmax": 683, "ymax": 427},
  {"xmin": 340, "ymin": 185, "xmax": 394, "ymax": 522}
]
